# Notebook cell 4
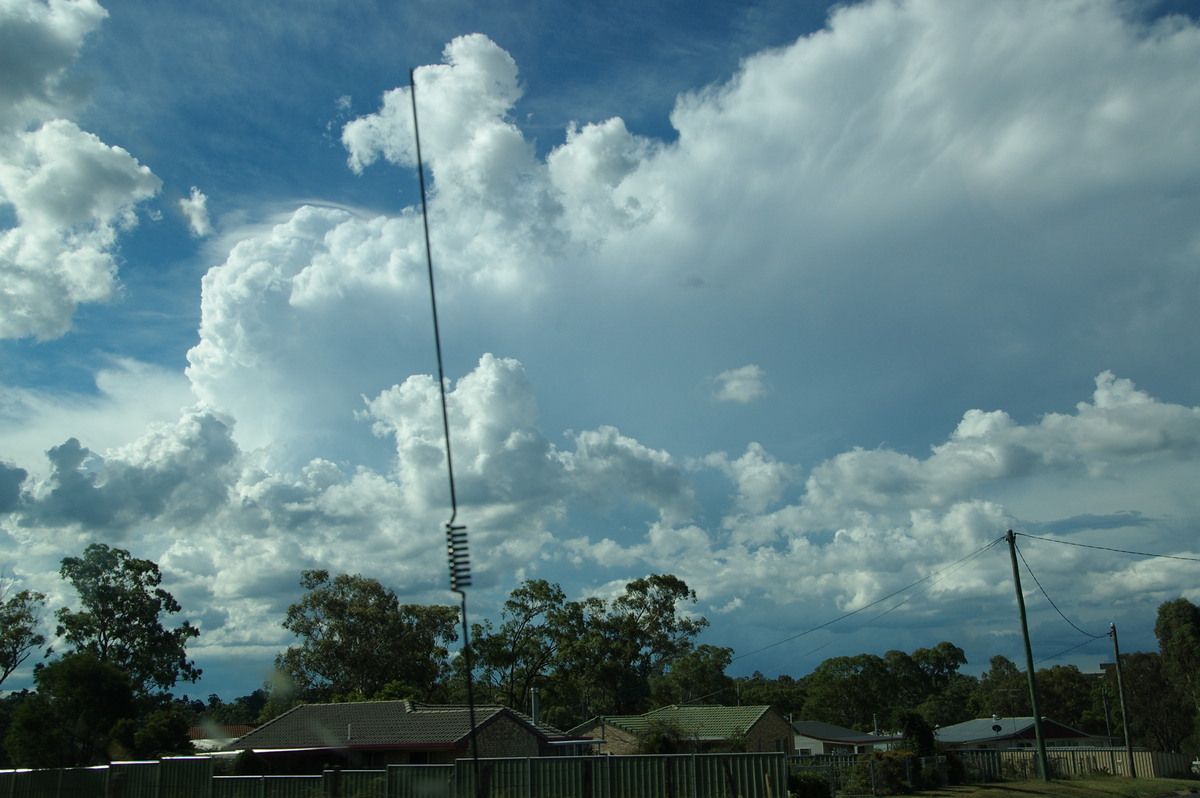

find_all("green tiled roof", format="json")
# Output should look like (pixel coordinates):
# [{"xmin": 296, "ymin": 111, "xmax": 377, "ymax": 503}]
[{"xmin": 596, "ymin": 705, "xmax": 777, "ymax": 741}]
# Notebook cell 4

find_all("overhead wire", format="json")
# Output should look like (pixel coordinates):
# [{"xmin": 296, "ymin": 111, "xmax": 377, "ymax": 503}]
[
  {"xmin": 732, "ymin": 534, "xmax": 1005, "ymax": 664},
  {"xmin": 1014, "ymin": 531, "xmax": 1200, "ymax": 562},
  {"xmin": 1012, "ymin": 539, "xmax": 1107, "ymax": 639}
]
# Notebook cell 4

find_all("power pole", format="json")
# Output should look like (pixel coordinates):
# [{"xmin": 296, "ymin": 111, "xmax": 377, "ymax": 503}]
[
  {"xmin": 1109, "ymin": 623, "xmax": 1137, "ymax": 778},
  {"xmin": 1005, "ymin": 530, "xmax": 1050, "ymax": 781}
]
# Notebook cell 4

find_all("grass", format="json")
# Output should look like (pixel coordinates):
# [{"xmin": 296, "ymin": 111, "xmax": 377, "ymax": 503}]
[{"xmin": 906, "ymin": 777, "xmax": 1200, "ymax": 798}]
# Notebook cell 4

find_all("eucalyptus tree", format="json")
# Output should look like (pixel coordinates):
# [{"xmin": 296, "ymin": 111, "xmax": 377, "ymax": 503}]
[
  {"xmin": 0, "ymin": 584, "xmax": 46, "ymax": 686},
  {"xmin": 1155, "ymin": 597, "xmax": 1200, "ymax": 719},
  {"xmin": 276, "ymin": 570, "xmax": 460, "ymax": 702},
  {"xmin": 56, "ymin": 544, "xmax": 199, "ymax": 696}
]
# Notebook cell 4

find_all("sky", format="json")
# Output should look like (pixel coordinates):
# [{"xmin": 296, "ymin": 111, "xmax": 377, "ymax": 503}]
[{"xmin": 2, "ymin": 0, "xmax": 1200, "ymax": 704}]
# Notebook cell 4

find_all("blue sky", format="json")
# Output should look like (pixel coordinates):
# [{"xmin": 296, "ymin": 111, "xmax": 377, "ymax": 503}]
[{"xmin": 3, "ymin": 0, "xmax": 1200, "ymax": 702}]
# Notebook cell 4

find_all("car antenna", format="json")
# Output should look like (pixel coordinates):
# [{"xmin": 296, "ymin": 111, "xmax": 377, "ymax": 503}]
[{"xmin": 410, "ymin": 67, "xmax": 484, "ymax": 797}]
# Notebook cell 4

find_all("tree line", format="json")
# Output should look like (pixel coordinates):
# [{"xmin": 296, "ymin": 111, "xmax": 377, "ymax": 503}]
[{"xmin": 2, "ymin": 544, "xmax": 1198, "ymax": 768}]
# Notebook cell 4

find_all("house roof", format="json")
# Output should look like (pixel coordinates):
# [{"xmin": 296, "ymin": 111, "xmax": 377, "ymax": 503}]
[
  {"xmin": 222, "ymin": 700, "xmax": 563, "ymax": 752},
  {"xmin": 573, "ymin": 705, "xmax": 781, "ymax": 741},
  {"xmin": 188, "ymin": 723, "xmax": 256, "ymax": 741},
  {"xmin": 792, "ymin": 720, "xmax": 902, "ymax": 745},
  {"xmin": 935, "ymin": 717, "xmax": 1103, "ymax": 745}
]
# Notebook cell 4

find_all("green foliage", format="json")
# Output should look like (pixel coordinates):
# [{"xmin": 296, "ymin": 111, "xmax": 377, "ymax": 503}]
[
  {"xmin": 650, "ymin": 644, "xmax": 734, "ymax": 706},
  {"xmin": 1155, "ymin": 598, "xmax": 1200, "ymax": 722},
  {"xmin": 133, "ymin": 707, "xmax": 195, "ymax": 758},
  {"xmin": 204, "ymin": 689, "xmax": 269, "ymax": 725},
  {"xmin": 4, "ymin": 652, "xmax": 136, "ymax": 767},
  {"xmin": 846, "ymin": 750, "xmax": 920, "ymax": 796},
  {"xmin": 635, "ymin": 717, "xmax": 691, "ymax": 754},
  {"xmin": 788, "ymin": 768, "xmax": 833, "ymax": 798},
  {"xmin": 0, "ymin": 690, "xmax": 32, "ymax": 767},
  {"xmin": 1115, "ymin": 650, "xmax": 1196, "ymax": 753},
  {"xmin": 468, "ymin": 579, "xmax": 566, "ymax": 713},
  {"xmin": 896, "ymin": 711, "xmax": 936, "ymax": 756},
  {"xmin": 0, "ymin": 585, "xmax": 47, "ymax": 686},
  {"xmin": 735, "ymin": 672, "xmax": 807, "ymax": 718},
  {"xmin": 547, "ymin": 574, "xmax": 708, "ymax": 722},
  {"xmin": 232, "ymin": 748, "xmax": 270, "ymax": 775},
  {"xmin": 56, "ymin": 543, "xmax": 200, "ymax": 695},
  {"xmin": 275, "ymin": 570, "xmax": 460, "ymax": 702}
]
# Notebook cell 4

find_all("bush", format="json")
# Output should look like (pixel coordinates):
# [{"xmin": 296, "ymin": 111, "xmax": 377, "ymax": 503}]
[{"xmin": 789, "ymin": 768, "xmax": 833, "ymax": 798}]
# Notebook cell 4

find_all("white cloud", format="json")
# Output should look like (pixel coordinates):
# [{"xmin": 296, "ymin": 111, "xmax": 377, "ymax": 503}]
[
  {"xmin": 712, "ymin": 365, "xmax": 766, "ymax": 404},
  {"xmin": 179, "ymin": 185, "xmax": 212, "ymax": 237},
  {"xmin": 0, "ymin": 1, "xmax": 160, "ymax": 340},
  {"xmin": 7, "ymin": 1, "xmax": 1200, "ymax": 692},
  {"xmin": 0, "ymin": 0, "xmax": 106, "ymax": 131}
]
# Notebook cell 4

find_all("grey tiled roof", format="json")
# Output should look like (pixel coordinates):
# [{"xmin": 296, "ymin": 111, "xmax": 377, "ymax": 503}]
[
  {"xmin": 224, "ymin": 700, "xmax": 560, "ymax": 751},
  {"xmin": 573, "ymin": 705, "xmax": 781, "ymax": 741}
]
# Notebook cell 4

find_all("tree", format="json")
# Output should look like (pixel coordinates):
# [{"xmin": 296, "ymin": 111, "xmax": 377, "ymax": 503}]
[
  {"xmin": 275, "ymin": 570, "xmax": 460, "ymax": 702},
  {"xmin": 969, "ymin": 655, "xmax": 1030, "ymax": 718},
  {"xmin": 0, "ymin": 584, "xmax": 46, "ymax": 686},
  {"xmin": 552, "ymin": 574, "xmax": 707, "ymax": 720},
  {"xmin": 4, "ymin": 652, "xmax": 135, "ymax": 767},
  {"xmin": 801, "ymin": 654, "xmax": 893, "ymax": 731},
  {"xmin": 650, "ymin": 644, "xmax": 734, "ymax": 706},
  {"xmin": 1114, "ymin": 651, "xmax": 1195, "ymax": 753},
  {"xmin": 1035, "ymin": 664, "xmax": 1101, "ymax": 733},
  {"xmin": 56, "ymin": 544, "xmax": 200, "ymax": 695},
  {"xmin": 469, "ymin": 579, "xmax": 567, "ymax": 713},
  {"xmin": 1155, "ymin": 598, "xmax": 1200, "ymax": 718},
  {"xmin": 734, "ymin": 672, "xmax": 807, "ymax": 718}
]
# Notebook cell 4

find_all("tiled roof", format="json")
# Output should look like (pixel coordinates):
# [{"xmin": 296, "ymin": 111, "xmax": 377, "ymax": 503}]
[
  {"xmin": 188, "ymin": 723, "xmax": 256, "ymax": 741},
  {"xmin": 223, "ymin": 700, "xmax": 559, "ymax": 751},
  {"xmin": 585, "ymin": 705, "xmax": 779, "ymax": 741},
  {"xmin": 792, "ymin": 720, "xmax": 901, "ymax": 744}
]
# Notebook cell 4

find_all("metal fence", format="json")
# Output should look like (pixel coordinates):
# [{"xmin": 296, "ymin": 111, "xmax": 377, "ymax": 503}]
[
  {"xmin": 0, "ymin": 752, "xmax": 788, "ymax": 798},
  {"xmin": 788, "ymin": 747, "xmax": 1198, "ymax": 796}
]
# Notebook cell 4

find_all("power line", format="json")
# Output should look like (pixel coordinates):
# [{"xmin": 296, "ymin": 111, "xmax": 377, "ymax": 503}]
[
  {"xmin": 1013, "ymin": 539, "xmax": 1106, "ymax": 639},
  {"xmin": 732, "ymin": 535, "xmax": 1005, "ymax": 663},
  {"xmin": 1014, "ymin": 532, "xmax": 1200, "ymax": 562}
]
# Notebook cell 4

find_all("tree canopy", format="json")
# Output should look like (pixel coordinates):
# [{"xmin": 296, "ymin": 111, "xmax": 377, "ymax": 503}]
[
  {"xmin": 56, "ymin": 544, "xmax": 200, "ymax": 696},
  {"xmin": 0, "ymin": 585, "xmax": 46, "ymax": 686},
  {"xmin": 276, "ymin": 570, "xmax": 460, "ymax": 702}
]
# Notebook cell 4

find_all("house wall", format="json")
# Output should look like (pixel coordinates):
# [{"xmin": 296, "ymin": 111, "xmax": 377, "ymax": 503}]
[
  {"xmin": 472, "ymin": 714, "xmax": 544, "ymax": 758},
  {"xmin": 745, "ymin": 713, "xmax": 794, "ymax": 754}
]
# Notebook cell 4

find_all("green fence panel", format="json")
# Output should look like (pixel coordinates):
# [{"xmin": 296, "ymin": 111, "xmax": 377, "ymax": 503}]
[
  {"xmin": 213, "ymin": 775, "xmax": 267, "ymax": 798},
  {"xmin": 10, "ymin": 768, "xmax": 64, "ymax": 798},
  {"xmin": 693, "ymin": 754, "xmax": 785, "ymax": 798},
  {"xmin": 386, "ymin": 764, "xmax": 453, "ymax": 798},
  {"xmin": 159, "ymin": 757, "xmax": 215, "ymax": 798},
  {"xmin": 324, "ymin": 769, "xmax": 387, "ymax": 798},
  {"xmin": 109, "ymin": 761, "xmax": 160, "ymax": 798},
  {"xmin": 528, "ymin": 756, "xmax": 599, "ymax": 798}
]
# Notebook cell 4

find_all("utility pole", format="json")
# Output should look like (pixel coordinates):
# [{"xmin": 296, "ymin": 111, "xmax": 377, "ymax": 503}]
[
  {"xmin": 1005, "ymin": 530, "xmax": 1050, "ymax": 781},
  {"xmin": 1109, "ymin": 623, "xmax": 1137, "ymax": 778}
]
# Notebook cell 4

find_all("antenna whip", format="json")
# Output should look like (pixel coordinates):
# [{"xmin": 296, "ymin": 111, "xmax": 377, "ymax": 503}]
[{"xmin": 410, "ymin": 68, "xmax": 483, "ymax": 796}]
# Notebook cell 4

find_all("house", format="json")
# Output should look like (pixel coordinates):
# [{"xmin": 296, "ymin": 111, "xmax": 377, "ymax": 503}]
[
  {"xmin": 569, "ymin": 705, "xmax": 793, "ymax": 755},
  {"xmin": 935, "ymin": 717, "xmax": 1114, "ymax": 750},
  {"xmin": 219, "ymin": 700, "xmax": 581, "ymax": 773},
  {"xmin": 792, "ymin": 720, "xmax": 902, "ymax": 755}
]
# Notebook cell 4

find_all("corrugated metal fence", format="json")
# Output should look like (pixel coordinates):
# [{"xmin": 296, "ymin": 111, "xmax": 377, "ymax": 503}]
[
  {"xmin": 0, "ymin": 753, "xmax": 788, "ymax": 798},
  {"xmin": 950, "ymin": 748, "xmax": 1195, "ymax": 781}
]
